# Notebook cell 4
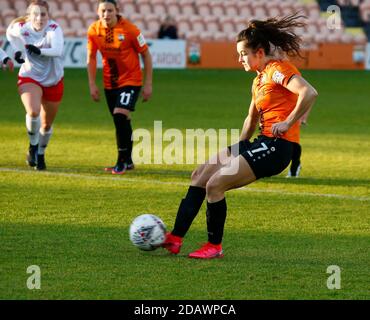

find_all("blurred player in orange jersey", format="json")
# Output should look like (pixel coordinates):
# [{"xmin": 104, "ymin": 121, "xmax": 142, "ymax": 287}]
[
  {"xmin": 87, "ymin": 0, "xmax": 153, "ymax": 174},
  {"xmin": 162, "ymin": 13, "xmax": 318, "ymax": 259}
]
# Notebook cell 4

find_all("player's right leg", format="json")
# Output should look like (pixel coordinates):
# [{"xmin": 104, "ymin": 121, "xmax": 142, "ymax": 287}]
[
  {"xmin": 163, "ymin": 147, "xmax": 235, "ymax": 254},
  {"xmin": 18, "ymin": 83, "xmax": 42, "ymax": 167}
]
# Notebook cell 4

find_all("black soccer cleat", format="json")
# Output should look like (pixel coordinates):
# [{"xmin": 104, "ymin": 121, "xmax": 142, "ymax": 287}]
[
  {"xmin": 35, "ymin": 154, "xmax": 46, "ymax": 171},
  {"xmin": 105, "ymin": 159, "xmax": 134, "ymax": 172},
  {"xmin": 26, "ymin": 144, "xmax": 38, "ymax": 167},
  {"xmin": 111, "ymin": 161, "xmax": 127, "ymax": 175},
  {"xmin": 126, "ymin": 158, "xmax": 135, "ymax": 170},
  {"xmin": 286, "ymin": 162, "xmax": 301, "ymax": 178}
]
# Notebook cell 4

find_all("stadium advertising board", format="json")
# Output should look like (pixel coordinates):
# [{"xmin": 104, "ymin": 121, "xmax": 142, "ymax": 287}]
[
  {"xmin": 366, "ymin": 42, "xmax": 370, "ymax": 70},
  {"xmin": 147, "ymin": 39, "xmax": 186, "ymax": 69},
  {"xmin": 1, "ymin": 37, "xmax": 187, "ymax": 69}
]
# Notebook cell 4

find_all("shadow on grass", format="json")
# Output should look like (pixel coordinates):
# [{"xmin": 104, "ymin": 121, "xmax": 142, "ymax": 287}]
[
  {"xmin": 25, "ymin": 164, "xmax": 370, "ymax": 188},
  {"xmin": 1, "ymin": 222, "xmax": 369, "ymax": 300},
  {"xmin": 55, "ymin": 166, "xmax": 192, "ymax": 179},
  {"xmin": 2, "ymin": 165, "xmax": 369, "ymax": 193},
  {"xmin": 264, "ymin": 176, "xmax": 370, "ymax": 188}
]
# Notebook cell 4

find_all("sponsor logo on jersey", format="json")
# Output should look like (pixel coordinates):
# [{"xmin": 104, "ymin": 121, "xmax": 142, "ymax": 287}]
[
  {"xmin": 137, "ymin": 33, "xmax": 146, "ymax": 47},
  {"xmin": 118, "ymin": 34, "xmax": 125, "ymax": 41},
  {"xmin": 272, "ymin": 70, "xmax": 285, "ymax": 85}
]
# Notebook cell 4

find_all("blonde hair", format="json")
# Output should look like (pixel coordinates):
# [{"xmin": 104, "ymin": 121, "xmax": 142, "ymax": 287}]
[
  {"xmin": 27, "ymin": 0, "xmax": 50, "ymax": 14},
  {"xmin": 10, "ymin": 16, "xmax": 29, "ymax": 25},
  {"xmin": 10, "ymin": 1, "xmax": 50, "ymax": 26}
]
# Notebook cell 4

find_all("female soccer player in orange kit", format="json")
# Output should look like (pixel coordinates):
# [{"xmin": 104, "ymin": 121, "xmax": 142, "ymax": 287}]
[
  {"xmin": 87, "ymin": 0, "xmax": 153, "ymax": 174},
  {"xmin": 162, "ymin": 14, "xmax": 318, "ymax": 259}
]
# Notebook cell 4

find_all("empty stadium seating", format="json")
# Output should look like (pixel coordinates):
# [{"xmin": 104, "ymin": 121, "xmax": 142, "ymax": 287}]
[{"xmin": 0, "ymin": 0, "xmax": 367, "ymax": 44}]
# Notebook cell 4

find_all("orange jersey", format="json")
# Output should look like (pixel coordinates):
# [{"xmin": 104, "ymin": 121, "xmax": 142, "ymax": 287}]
[
  {"xmin": 87, "ymin": 17, "xmax": 148, "ymax": 89},
  {"xmin": 252, "ymin": 60, "xmax": 301, "ymax": 143}
]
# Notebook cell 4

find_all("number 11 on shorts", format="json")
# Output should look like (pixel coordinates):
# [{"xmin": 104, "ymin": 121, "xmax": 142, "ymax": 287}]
[{"xmin": 120, "ymin": 92, "xmax": 131, "ymax": 106}]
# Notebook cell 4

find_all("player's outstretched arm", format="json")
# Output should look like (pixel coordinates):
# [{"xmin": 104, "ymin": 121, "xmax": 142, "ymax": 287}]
[{"xmin": 140, "ymin": 49, "xmax": 153, "ymax": 102}]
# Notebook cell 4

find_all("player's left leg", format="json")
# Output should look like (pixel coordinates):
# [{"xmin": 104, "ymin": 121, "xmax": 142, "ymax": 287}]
[
  {"xmin": 287, "ymin": 142, "xmax": 302, "ymax": 177},
  {"xmin": 188, "ymin": 156, "xmax": 256, "ymax": 259},
  {"xmin": 38, "ymin": 99, "xmax": 61, "ymax": 170},
  {"xmin": 111, "ymin": 107, "xmax": 132, "ymax": 174}
]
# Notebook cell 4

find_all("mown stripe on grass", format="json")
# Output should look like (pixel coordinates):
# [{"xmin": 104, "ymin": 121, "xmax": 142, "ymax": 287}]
[{"xmin": 1, "ymin": 167, "xmax": 368, "ymax": 202}]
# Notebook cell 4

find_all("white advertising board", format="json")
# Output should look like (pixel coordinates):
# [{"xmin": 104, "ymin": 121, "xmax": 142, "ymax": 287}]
[{"xmin": 1, "ymin": 37, "xmax": 186, "ymax": 69}]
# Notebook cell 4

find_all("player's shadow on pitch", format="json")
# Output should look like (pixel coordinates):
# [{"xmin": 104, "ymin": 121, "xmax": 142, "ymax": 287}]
[{"xmin": 264, "ymin": 176, "xmax": 370, "ymax": 188}]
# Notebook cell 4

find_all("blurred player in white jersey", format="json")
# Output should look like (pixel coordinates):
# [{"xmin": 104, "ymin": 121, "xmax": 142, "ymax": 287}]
[
  {"xmin": 6, "ymin": 0, "xmax": 64, "ymax": 170},
  {"xmin": 0, "ymin": 48, "xmax": 14, "ymax": 71}
]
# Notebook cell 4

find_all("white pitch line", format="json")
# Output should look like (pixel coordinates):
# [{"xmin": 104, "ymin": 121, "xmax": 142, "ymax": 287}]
[{"xmin": 0, "ymin": 167, "xmax": 369, "ymax": 202}]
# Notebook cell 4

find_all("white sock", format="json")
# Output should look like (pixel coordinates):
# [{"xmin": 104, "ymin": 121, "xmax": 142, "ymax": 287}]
[
  {"xmin": 38, "ymin": 127, "xmax": 53, "ymax": 155},
  {"xmin": 26, "ymin": 114, "xmax": 40, "ymax": 146}
]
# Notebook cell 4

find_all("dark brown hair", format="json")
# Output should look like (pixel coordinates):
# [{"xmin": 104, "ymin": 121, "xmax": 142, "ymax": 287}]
[
  {"xmin": 98, "ymin": 0, "xmax": 118, "ymax": 7},
  {"xmin": 237, "ymin": 13, "xmax": 306, "ymax": 58}
]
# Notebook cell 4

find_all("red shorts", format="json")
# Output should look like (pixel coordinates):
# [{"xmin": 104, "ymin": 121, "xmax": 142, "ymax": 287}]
[{"xmin": 17, "ymin": 77, "xmax": 64, "ymax": 102}]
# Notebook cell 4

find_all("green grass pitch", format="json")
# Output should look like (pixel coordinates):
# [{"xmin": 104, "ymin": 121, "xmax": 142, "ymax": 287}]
[{"xmin": 0, "ymin": 68, "xmax": 369, "ymax": 299}]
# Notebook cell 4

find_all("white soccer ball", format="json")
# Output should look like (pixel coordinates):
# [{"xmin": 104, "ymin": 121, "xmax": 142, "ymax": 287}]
[{"xmin": 129, "ymin": 214, "xmax": 166, "ymax": 251}]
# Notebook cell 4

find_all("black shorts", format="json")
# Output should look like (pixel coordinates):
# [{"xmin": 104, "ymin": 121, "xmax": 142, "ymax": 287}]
[
  {"xmin": 104, "ymin": 86, "xmax": 141, "ymax": 114},
  {"xmin": 228, "ymin": 135, "xmax": 293, "ymax": 179}
]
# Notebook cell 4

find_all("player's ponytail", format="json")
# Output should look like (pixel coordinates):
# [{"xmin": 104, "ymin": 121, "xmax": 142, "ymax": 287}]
[
  {"xmin": 10, "ymin": 16, "xmax": 29, "ymax": 25},
  {"xmin": 237, "ymin": 13, "xmax": 306, "ymax": 58}
]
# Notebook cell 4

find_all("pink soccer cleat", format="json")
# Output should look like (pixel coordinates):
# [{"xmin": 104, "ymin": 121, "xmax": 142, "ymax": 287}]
[
  {"xmin": 162, "ymin": 232, "xmax": 183, "ymax": 254},
  {"xmin": 188, "ymin": 242, "xmax": 224, "ymax": 259}
]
